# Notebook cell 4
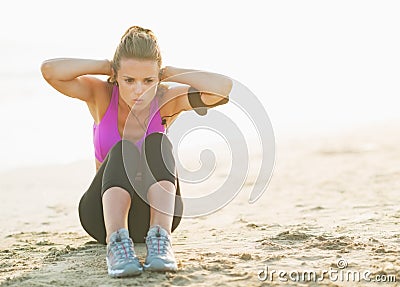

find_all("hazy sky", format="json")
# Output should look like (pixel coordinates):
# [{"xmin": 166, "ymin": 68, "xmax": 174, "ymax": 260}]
[{"xmin": 3, "ymin": 0, "xmax": 399, "ymax": 130}]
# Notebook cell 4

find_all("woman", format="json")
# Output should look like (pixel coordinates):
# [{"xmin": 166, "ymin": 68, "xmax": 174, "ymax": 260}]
[{"xmin": 41, "ymin": 26, "xmax": 232, "ymax": 277}]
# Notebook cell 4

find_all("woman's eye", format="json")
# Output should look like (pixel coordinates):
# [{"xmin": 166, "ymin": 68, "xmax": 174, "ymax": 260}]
[
  {"xmin": 146, "ymin": 79, "xmax": 154, "ymax": 84},
  {"xmin": 125, "ymin": 79, "xmax": 134, "ymax": 83}
]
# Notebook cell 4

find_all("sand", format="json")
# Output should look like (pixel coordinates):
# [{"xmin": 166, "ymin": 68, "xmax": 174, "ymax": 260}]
[{"xmin": 1, "ymin": 121, "xmax": 400, "ymax": 287}]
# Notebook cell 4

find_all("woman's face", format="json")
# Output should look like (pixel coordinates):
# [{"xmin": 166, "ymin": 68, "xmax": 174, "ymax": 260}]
[{"xmin": 116, "ymin": 58, "xmax": 159, "ymax": 112}]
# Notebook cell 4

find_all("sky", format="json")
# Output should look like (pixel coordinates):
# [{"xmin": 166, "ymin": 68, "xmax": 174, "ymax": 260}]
[{"xmin": 0, "ymin": 0, "xmax": 399, "ymax": 170}]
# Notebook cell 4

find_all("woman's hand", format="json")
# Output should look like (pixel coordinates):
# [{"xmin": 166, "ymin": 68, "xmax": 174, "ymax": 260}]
[{"xmin": 159, "ymin": 66, "xmax": 167, "ymax": 82}]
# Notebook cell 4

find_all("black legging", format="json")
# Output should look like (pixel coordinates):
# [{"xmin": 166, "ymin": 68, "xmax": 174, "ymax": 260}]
[{"xmin": 79, "ymin": 132, "xmax": 183, "ymax": 244}]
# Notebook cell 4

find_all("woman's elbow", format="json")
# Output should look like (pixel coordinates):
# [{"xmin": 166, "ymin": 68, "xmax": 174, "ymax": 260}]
[
  {"xmin": 40, "ymin": 60, "xmax": 53, "ymax": 81},
  {"xmin": 221, "ymin": 77, "xmax": 233, "ymax": 98}
]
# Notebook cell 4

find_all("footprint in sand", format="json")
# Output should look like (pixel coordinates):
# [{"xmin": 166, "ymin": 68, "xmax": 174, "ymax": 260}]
[
  {"xmin": 170, "ymin": 275, "xmax": 191, "ymax": 286},
  {"xmin": 272, "ymin": 230, "xmax": 314, "ymax": 241}
]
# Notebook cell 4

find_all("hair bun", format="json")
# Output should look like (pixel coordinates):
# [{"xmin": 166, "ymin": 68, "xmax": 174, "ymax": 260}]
[{"xmin": 121, "ymin": 26, "xmax": 155, "ymax": 40}]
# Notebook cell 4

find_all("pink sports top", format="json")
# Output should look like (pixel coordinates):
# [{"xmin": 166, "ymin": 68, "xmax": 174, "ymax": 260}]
[{"xmin": 93, "ymin": 84, "xmax": 165, "ymax": 163}]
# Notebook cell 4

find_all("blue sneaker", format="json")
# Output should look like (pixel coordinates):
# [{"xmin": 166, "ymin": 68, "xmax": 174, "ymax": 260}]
[
  {"xmin": 106, "ymin": 228, "xmax": 143, "ymax": 277},
  {"xmin": 143, "ymin": 225, "xmax": 178, "ymax": 272}
]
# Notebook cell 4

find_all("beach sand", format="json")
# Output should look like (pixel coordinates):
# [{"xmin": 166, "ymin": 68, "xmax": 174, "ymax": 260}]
[{"xmin": 1, "ymin": 121, "xmax": 399, "ymax": 286}]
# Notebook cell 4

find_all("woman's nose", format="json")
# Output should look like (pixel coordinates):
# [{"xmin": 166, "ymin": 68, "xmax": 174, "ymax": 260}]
[{"xmin": 134, "ymin": 82, "xmax": 144, "ymax": 94}]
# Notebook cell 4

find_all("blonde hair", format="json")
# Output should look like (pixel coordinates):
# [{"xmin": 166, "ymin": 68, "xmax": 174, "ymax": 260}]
[{"xmin": 108, "ymin": 26, "xmax": 162, "ymax": 83}]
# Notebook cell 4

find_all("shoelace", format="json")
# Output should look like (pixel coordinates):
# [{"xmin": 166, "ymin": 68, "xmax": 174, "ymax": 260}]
[
  {"xmin": 109, "ymin": 238, "xmax": 137, "ymax": 264},
  {"xmin": 146, "ymin": 234, "xmax": 170, "ymax": 257}
]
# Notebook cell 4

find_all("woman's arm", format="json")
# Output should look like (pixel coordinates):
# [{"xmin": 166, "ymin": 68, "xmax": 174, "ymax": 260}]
[
  {"xmin": 161, "ymin": 66, "xmax": 232, "ymax": 106},
  {"xmin": 40, "ymin": 58, "xmax": 112, "ymax": 103}
]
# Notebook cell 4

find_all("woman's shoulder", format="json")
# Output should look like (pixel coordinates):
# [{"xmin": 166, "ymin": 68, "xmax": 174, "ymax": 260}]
[
  {"xmin": 87, "ymin": 79, "xmax": 113, "ymax": 106},
  {"xmin": 156, "ymin": 83, "xmax": 169, "ymax": 99},
  {"xmin": 157, "ymin": 83, "xmax": 187, "ymax": 105},
  {"xmin": 86, "ymin": 80, "xmax": 114, "ymax": 124}
]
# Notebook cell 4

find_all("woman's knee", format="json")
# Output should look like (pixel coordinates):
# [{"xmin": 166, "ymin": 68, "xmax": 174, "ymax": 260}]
[
  {"xmin": 106, "ymin": 140, "xmax": 140, "ymax": 174},
  {"xmin": 109, "ymin": 139, "xmax": 140, "ymax": 159},
  {"xmin": 142, "ymin": 132, "xmax": 173, "ymax": 152}
]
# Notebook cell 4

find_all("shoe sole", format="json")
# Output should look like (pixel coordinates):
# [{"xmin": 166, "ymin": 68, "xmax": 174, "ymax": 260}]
[
  {"xmin": 108, "ymin": 264, "xmax": 143, "ymax": 278},
  {"xmin": 143, "ymin": 259, "xmax": 177, "ymax": 272}
]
